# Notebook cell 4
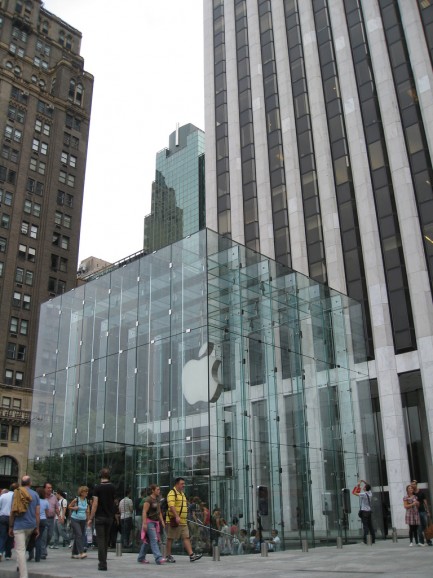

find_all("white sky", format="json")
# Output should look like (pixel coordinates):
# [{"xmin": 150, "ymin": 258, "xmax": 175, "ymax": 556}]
[{"xmin": 42, "ymin": 0, "xmax": 205, "ymax": 265}]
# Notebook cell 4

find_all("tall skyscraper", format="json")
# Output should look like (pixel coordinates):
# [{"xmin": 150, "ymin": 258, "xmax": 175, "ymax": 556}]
[
  {"xmin": 204, "ymin": 0, "xmax": 433, "ymax": 527},
  {"xmin": 144, "ymin": 123, "xmax": 205, "ymax": 252},
  {"xmin": 0, "ymin": 0, "xmax": 93, "ymax": 482}
]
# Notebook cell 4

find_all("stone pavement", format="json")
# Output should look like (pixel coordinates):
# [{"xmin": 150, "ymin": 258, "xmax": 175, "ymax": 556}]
[{"xmin": 0, "ymin": 540, "xmax": 432, "ymax": 578}]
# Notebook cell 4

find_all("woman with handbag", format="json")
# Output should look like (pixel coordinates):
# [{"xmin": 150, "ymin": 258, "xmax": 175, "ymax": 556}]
[
  {"xmin": 68, "ymin": 486, "xmax": 90, "ymax": 559},
  {"xmin": 403, "ymin": 484, "xmax": 420, "ymax": 546},
  {"xmin": 137, "ymin": 485, "xmax": 166, "ymax": 565}
]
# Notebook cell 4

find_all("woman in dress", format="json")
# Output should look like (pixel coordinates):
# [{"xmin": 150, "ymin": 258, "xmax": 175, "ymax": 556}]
[
  {"xmin": 403, "ymin": 483, "xmax": 420, "ymax": 546},
  {"xmin": 68, "ymin": 486, "xmax": 90, "ymax": 559}
]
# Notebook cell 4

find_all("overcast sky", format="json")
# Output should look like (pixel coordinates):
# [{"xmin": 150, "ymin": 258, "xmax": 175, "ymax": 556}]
[{"xmin": 43, "ymin": 0, "xmax": 205, "ymax": 265}]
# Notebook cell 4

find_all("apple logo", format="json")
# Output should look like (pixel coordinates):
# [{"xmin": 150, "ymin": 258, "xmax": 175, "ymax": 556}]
[{"xmin": 182, "ymin": 342, "xmax": 223, "ymax": 405}]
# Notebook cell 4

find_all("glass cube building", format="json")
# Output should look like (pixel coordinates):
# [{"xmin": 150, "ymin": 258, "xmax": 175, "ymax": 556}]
[{"xmin": 29, "ymin": 229, "xmax": 380, "ymax": 548}]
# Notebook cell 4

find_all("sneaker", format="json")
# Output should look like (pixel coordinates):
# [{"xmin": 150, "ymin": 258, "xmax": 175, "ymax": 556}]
[
  {"xmin": 189, "ymin": 552, "xmax": 203, "ymax": 562},
  {"xmin": 49, "ymin": 545, "xmax": 59, "ymax": 549},
  {"xmin": 157, "ymin": 558, "xmax": 167, "ymax": 565},
  {"xmin": 418, "ymin": 543, "xmax": 426, "ymax": 547},
  {"xmin": 409, "ymin": 542, "xmax": 413, "ymax": 547},
  {"xmin": 138, "ymin": 559, "xmax": 150, "ymax": 564},
  {"xmin": 166, "ymin": 555, "xmax": 176, "ymax": 563}
]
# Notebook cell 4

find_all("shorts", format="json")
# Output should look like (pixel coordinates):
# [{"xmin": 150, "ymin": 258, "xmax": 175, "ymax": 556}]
[{"xmin": 167, "ymin": 523, "xmax": 190, "ymax": 541}]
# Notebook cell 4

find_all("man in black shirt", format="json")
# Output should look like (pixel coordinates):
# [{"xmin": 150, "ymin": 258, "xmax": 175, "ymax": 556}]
[
  {"xmin": 412, "ymin": 480, "xmax": 432, "ymax": 546},
  {"xmin": 88, "ymin": 468, "xmax": 116, "ymax": 571}
]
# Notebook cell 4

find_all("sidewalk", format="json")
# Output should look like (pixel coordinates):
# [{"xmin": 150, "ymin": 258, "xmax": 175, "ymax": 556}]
[{"xmin": 0, "ymin": 540, "xmax": 432, "ymax": 578}]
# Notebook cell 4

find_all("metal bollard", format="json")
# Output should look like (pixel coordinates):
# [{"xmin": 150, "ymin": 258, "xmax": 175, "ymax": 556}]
[
  {"xmin": 336, "ymin": 536, "xmax": 343, "ymax": 549},
  {"xmin": 116, "ymin": 542, "xmax": 122, "ymax": 556},
  {"xmin": 213, "ymin": 546, "xmax": 220, "ymax": 561},
  {"xmin": 392, "ymin": 528, "xmax": 398, "ymax": 543},
  {"xmin": 261, "ymin": 543, "xmax": 268, "ymax": 557},
  {"xmin": 367, "ymin": 534, "xmax": 372, "ymax": 546},
  {"xmin": 301, "ymin": 539, "xmax": 309, "ymax": 552}
]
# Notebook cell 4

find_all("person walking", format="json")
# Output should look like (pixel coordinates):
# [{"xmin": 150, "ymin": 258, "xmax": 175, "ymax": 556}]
[
  {"xmin": 33, "ymin": 487, "xmax": 49, "ymax": 563},
  {"xmin": 69, "ymin": 486, "xmax": 90, "ymax": 559},
  {"xmin": 0, "ymin": 483, "xmax": 17, "ymax": 561},
  {"xmin": 8, "ymin": 475, "xmax": 40, "ymax": 578},
  {"xmin": 41, "ymin": 482, "xmax": 59, "ymax": 558},
  {"xmin": 50, "ymin": 490, "xmax": 69, "ymax": 548},
  {"xmin": 165, "ymin": 477, "xmax": 202, "ymax": 563},
  {"xmin": 403, "ymin": 483, "xmax": 420, "ymax": 546},
  {"xmin": 412, "ymin": 480, "xmax": 432, "ymax": 546},
  {"xmin": 87, "ymin": 468, "xmax": 116, "ymax": 571},
  {"xmin": 119, "ymin": 489, "xmax": 133, "ymax": 548},
  {"xmin": 137, "ymin": 484, "xmax": 166, "ymax": 565},
  {"xmin": 352, "ymin": 479, "xmax": 375, "ymax": 544}
]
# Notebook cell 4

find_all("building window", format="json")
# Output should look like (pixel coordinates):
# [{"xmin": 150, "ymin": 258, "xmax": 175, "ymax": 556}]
[
  {"xmin": 37, "ymin": 100, "xmax": 53, "ymax": 117},
  {"xmin": 12, "ymin": 398, "xmax": 21, "ymax": 409},
  {"xmin": 6, "ymin": 342, "xmax": 16, "ymax": 359},
  {"xmin": 10, "ymin": 317, "xmax": 18, "ymax": 334},
  {"xmin": 66, "ymin": 35, "xmax": 72, "ymax": 50},
  {"xmin": 68, "ymin": 80, "xmax": 83, "ymax": 104},
  {"xmin": 4, "ymin": 125, "xmax": 22, "ymax": 142},
  {"xmin": 0, "ymin": 236, "xmax": 6, "ymax": 252},
  {"xmin": 25, "ymin": 270, "xmax": 33, "ymax": 285},
  {"xmin": 15, "ymin": 267, "xmax": 23, "ymax": 283},
  {"xmin": 2, "ymin": 397, "xmax": 11, "ymax": 408},
  {"xmin": 20, "ymin": 319, "xmax": 28, "ymax": 335},
  {"xmin": 18, "ymin": 244, "xmax": 26, "ymax": 259},
  {"xmin": 30, "ymin": 224, "xmax": 38, "ymax": 238},
  {"xmin": 5, "ymin": 370, "xmax": 13, "ymax": 386},
  {"xmin": 2, "ymin": 145, "xmax": 19, "ymax": 163},
  {"xmin": 57, "ymin": 190, "xmax": 73, "ymax": 207},
  {"xmin": 0, "ymin": 189, "xmax": 13, "ymax": 206},
  {"xmin": 0, "ymin": 261, "xmax": 3, "ymax": 276},
  {"xmin": 0, "ymin": 424, "xmax": 8, "ymax": 440},
  {"xmin": 29, "ymin": 158, "xmax": 46, "ymax": 175},
  {"xmin": 15, "ymin": 371, "xmax": 23, "ymax": 386},
  {"xmin": 11, "ymin": 426, "xmax": 19, "ymax": 442},
  {"xmin": 1, "ymin": 213, "xmax": 9, "ymax": 229},
  {"xmin": 61, "ymin": 151, "xmax": 78, "ymax": 168},
  {"xmin": 35, "ymin": 119, "xmax": 50, "ymax": 136},
  {"xmin": 7, "ymin": 105, "xmax": 25, "ymax": 123},
  {"xmin": 65, "ymin": 114, "xmax": 81, "ymax": 131},
  {"xmin": 24, "ymin": 200, "xmax": 41, "ymax": 217},
  {"xmin": 26, "ymin": 178, "xmax": 44, "ymax": 195},
  {"xmin": 23, "ymin": 295, "xmax": 30, "ymax": 310},
  {"xmin": 42, "ymin": 20, "xmax": 48, "ymax": 34},
  {"xmin": 63, "ymin": 132, "xmax": 79, "ymax": 149},
  {"xmin": 48, "ymin": 277, "xmax": 66, "ymax": 295}
]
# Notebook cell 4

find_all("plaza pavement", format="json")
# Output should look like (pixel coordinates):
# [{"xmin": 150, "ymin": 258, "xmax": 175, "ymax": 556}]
[{"xmin": 0, "ymin": 540, "xmax": 432, "ymax": 578}]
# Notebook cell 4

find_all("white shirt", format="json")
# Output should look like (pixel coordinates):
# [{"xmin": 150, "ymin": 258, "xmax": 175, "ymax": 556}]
[
  {"xmin": 119, "ymin": 496, "xmax": 133, "ymax": 519},
  {"xmin": 0, "ymin": 490, "xmax": 14, "ymax": 517}
]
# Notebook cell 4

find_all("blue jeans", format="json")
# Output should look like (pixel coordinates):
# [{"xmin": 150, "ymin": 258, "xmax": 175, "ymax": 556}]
[
  {"xmin": 35, "ymin": 520, "xmax": 48, "ymax": 561},
  {"xmin": 71, "ymin": 518, "xmax": 86, "ymax": 555},
  {"xmin": 419, "ymin": 511, "xmax": 432, "ymax": 545},
  {"xmin": 138, "ymin": 521, "xmax": 163, "ymax": 563},
  {"xmin": 0, "ymin": 514, "xmax": 13, "ymax": 557}
]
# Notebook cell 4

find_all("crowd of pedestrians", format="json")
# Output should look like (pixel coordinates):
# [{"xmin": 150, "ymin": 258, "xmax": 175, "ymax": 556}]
[{"xmin": 3, "ymin": 470, "xmax": 431, "ymax": 577}]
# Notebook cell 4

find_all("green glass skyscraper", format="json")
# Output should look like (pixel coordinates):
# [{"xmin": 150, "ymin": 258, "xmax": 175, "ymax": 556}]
[{"xmin": 144, "ymin": 123, "xmax": 205, "ymax": 252}]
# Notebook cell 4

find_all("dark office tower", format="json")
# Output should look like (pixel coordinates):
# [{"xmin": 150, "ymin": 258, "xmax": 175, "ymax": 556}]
[
  {"xmin": 204, "ymin": 0, "xmax": 433, "ymax": 530},
  {"xmin": 0, "ymin": 0, "xmax": 92, "ymax": 481},
  {"xmin": 144, "ymin": 123, "xmax": 205, "ymax": 253}
]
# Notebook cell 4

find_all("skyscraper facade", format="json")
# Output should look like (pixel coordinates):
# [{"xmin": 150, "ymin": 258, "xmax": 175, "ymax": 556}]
[
  {"xmin": 144, "ymin": 123, "xmax": 205, "ymax": 252},
  {"xmin": 204, "ymin": 0, "xmax": 433, "ymax": 528},
  {"xmin": 0, "ymin": 0, "xmax": 93, "ymax": 482}
]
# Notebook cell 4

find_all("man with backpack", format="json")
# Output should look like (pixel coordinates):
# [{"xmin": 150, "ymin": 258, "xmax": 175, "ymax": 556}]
[{"xmin": 9, "ymin": 475, "xmax": 40, "ymax": 578}]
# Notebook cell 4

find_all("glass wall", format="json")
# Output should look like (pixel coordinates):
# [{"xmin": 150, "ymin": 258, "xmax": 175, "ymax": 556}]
[{"xmin": 29, "ymin": 229, "xmax": 378, "ymax": 550}]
